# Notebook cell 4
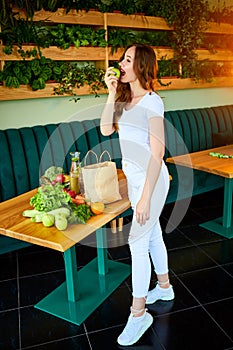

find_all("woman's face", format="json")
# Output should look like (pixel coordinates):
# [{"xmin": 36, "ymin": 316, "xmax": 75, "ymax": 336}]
[{"xmin": 119, "ymin": 46, "xmax": 137, "ymax": 83}]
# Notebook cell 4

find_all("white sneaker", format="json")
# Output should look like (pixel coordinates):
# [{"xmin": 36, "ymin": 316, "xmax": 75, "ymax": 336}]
[
  {"xmin": 117, "ymin": 311, "xmax": 153, "ymax": 346},
  {"xmin": 146, "ymin": 284, "xmax": 174, "ymax": 305}
]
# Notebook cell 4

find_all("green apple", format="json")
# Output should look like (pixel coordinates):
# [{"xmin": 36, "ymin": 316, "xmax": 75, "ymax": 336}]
[{"xmin": 112, "ymin": 68, "xmax": 121, "ymax": 78}]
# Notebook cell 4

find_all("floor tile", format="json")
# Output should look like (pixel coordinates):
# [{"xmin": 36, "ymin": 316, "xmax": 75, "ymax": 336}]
[
  {"xmin": 179, "ymin": 224, "xmax": 226, "ymax": 246},
  {"xmin": 0, "ymin": 309, "xmax": 19, "ymax": 349},
  {"xmin": 178, "ymin": 266, "xmax": 233, "ymax": 304},
  {"xmin": 0, "ymin": 252, "xmax": 17, "ymax": 281},
  {"xmin": 18, "ymin": 248, "xmax": 64, "ymax": 277},
  {"xmin": 84, "ymin": 283, "xmax": 132, "ymax": 333},
  {"xmin": 20, "ymin": 306, "xmax": 86, "ymax": 348},
  {"xmin": 168, "ymin": 245, "xmax": 218, "ymax": 275},
  {"xmin": 199, "ymin": 240, "xmax": 233, "ymax": 265},
  {"xmin": 19, "ymin": 270, "xmax": 65, "ymax": 307},
  {"xmin": 153, "ymin": 306, "xmax": 232, "ymax": 350},
  {"xmin": 205, "ymin": 297, "xmax": 233, "ymax": 341},
  {"xmin": 222, "ymin": 263, "xmax": 233, "ymax": 277},
  {"xmin": 163, "ymin": 228, "xmax": 194, "ymax": 250},
  {"xmin": 23, "ymin": 335, "xmax": 91, "ymax": 350},
  {"xmin": 0, "ymin": 278, "xmax": 18, "ymax": 311}
]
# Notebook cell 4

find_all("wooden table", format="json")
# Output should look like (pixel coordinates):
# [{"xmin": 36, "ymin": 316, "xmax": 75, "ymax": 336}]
[
  {"xmin": 0, "ymin": 172, "xmax": 131, "ymax": 325},
  {"xmin": 166, "ymin": 144, "xmax": 233, "ymax": 239}
]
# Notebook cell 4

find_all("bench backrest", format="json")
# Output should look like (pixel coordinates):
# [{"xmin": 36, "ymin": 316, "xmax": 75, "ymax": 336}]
[
  {"xmin": 164, "ymin": 104, "xmax": 233, "ymax": 158},
  {"xmin": 1, "ymin": 104, "xmax": 233, "ymax": 202}
]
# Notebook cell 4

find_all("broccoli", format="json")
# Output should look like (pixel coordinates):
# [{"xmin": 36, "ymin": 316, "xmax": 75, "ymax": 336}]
[{"xmin": 43, "ymin": 166, "xmax": 64, "ymax": 181}]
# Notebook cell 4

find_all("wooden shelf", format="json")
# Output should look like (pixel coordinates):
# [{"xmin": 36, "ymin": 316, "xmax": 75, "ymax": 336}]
[
  {"xmin": 0, "ymin": 82, "xmax": 107, "ymax": 100},
  {"xmin": 0, "ymin": 45, "xmax": 107, "ymax": 61},
  {"xmin": 13, "ymin": 8, "xmax": 233, "ymax": 34},
  {"xmin": 1, "ymin": 77, "xmax": 233, "ymax": 101},
  {"xmin": 156, "ymin": 76, "xmax": 233, "ymax": 90},
  {"xmin": 1, "ymin": 45, "xmax": 233, "ymax": 62},
  {"xmin": 13, "ymin": 8, "xmax": 105, "ymax": 25},
  {"xmin": 1, "ymin": 8, "xmax": 233, "ymax": 101}
]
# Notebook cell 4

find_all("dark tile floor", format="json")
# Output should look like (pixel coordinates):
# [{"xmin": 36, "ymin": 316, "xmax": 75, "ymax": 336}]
[{"xmin": 1, "ymin": 188, "xmax": 233, "ymax": 350}]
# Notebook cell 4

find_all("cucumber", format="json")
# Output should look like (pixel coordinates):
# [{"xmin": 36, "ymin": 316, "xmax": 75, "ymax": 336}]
[
  {"xmin": 22, "ymin": 209, "xmax": 43, "ymax": 218},
  {"xmin": 47, "ymin": 207, "xmax": 70, "ymax": 217}
]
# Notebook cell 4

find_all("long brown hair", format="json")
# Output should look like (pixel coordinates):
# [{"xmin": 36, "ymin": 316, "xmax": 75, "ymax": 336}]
[{"xmin": 114, "ymin": 44, "xmax": 158, "ymax": 130}]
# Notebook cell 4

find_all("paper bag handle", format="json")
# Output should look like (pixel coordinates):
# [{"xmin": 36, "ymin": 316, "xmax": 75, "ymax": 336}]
[
  {"xmin": 99, "ymin": 150, "xmax": 112, "ymax": 162},
  {"xmin": 83, "ymin": 150, "xmax": 98, "ymax": 166}
]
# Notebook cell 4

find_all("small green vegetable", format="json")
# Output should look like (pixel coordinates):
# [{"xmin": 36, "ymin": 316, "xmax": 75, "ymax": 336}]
[
  {"xmin": 209, "ymin": 152, "xmax": 233, "ymax": 159},
  {"xmin": 31, "ymin": 214, "xmax": 45, "ymax": 222},
  {"xmin": 42, "ymin": 214, "xmax": 55, "ymax": 227},
  {"xmin": 48, "ymin": 207, "xmax": 70, "ymax": 217},
  {"xmin": 22, "ymin": 209, "xmax": 43, "ymax": 218},
  {"xmin": 55, "ymin": 215, "xmax": 68, "ymax": 230}
]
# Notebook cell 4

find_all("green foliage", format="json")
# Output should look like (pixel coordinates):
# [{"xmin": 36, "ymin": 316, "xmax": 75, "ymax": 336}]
[
  {"xmin": 0, "ymin": 57, "xmax": 106, "ymax": 96},
  {"xmin": 49, "ymin": 24, "xmax": 107, "ymax": 49},
  {"xmin": 53, "ymin": 63, "xmax": 106, "ymax": 100},
  {"xmin": 157, "ymin": 56, "xmax": 178, "ymax": 78},
  {"xmin": 30, "ymin": 182, "xmax": 72, "ymax": 212},
  {"xmin": 0, "ymin": 0, "xmax": 230, "ymax": 93},
  {"xmin": 207, "ymin": 3, "xmax": 233, "ymax": 25},
  {"xmin": 108, "ymin": 30, "xmax": 136, "ymax": 54}
]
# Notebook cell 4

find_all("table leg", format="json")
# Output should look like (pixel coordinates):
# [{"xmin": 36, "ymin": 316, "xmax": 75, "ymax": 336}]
[
  {"xmin": 200, "ymin": 178, "xmax": 233, "ymax": 238},
  {"xmin": 222, "ymin": 178, "xmax": 233, "ymax": 228},
  {"xmin": 63, "ymin": 246, "xmax": 79, "ymax": 302},
  {"xmin": 96, "ymin": 226, "xmax": 108, "ymax": 275},
  {"xmin": 35, "ymin": 225, "xmax": 131, "ymax": 325}
]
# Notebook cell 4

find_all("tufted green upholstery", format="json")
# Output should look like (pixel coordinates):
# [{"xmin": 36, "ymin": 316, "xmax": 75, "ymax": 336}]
[
  {"xmin": 0, "ymin": 119, "xmax": 122, "ymax": 202},
  {"xmin": 164, "ymin": 104, "xmax": 233, "ymax": 203},
  {"xmin": 1, "ymin": 105, "xmax": 233, "ymax": 252},
  {"xmin": 1, "ymin": 105, "xmax": 233, "ymax": 204}
]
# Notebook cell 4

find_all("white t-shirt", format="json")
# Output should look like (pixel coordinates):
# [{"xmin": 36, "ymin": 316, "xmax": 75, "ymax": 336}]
[{"xmin": 118, "ymin": 91, "xmax": 164, "ymax": 171}]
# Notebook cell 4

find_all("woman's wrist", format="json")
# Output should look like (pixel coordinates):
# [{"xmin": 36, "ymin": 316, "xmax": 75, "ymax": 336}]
[{"xmin": 107, "ymin": 91, "xmax": 116, "ymax": 100}]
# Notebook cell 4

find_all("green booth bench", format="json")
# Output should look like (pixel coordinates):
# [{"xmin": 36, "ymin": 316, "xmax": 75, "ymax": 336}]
[{"xmin": 1, "ymin": 104, "xmax": 233, "ymax": 253}]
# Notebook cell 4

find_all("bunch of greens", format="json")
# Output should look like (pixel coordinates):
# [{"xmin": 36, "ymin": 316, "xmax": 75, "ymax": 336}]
[
  {"xmin": 68, "ymin": 203, "xmax": 93, "ymax": 224},
  {"xmin": 43, "ymin": 166, "xmax": 63, "ymax": 181},
  {"xmin": 30, "ymin": 183, "xmax": 71, "ymax": 211},
  {"xmin": 29, "ymin": 179, "xmax": 93, "ymax": 224}
]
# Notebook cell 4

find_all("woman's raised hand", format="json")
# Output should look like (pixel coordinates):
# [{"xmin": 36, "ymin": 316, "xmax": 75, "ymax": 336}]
[{"xmin": 105, "ymin": 67, "xmax": 119, "ymax": 94}]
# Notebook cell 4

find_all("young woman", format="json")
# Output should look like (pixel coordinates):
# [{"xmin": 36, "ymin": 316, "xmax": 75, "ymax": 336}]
[{"xmin": 100, "ymin": 44, "xmax": 174, "ymax": 347}]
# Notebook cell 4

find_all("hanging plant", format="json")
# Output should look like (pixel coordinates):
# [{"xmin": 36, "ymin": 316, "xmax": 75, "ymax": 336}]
[
  {"xmin": 152, "ymin": 0, "xmax": 210, "ymax": 80},
  {"xmin": 207, "ymin": 3, "xmax": 233, "ymax": 25},
  {"xmin": 53, "ymin": 63, "xmax": 106, "ymax": 100}
]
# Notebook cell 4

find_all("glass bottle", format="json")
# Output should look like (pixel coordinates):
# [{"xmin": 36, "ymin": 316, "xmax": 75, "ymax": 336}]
[{"xmin": 70, "ymin": 151, "xmax": 80, "ymax": 194}]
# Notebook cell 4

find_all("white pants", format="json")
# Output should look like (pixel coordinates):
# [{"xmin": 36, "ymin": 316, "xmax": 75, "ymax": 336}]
[{"xmin": 123, "ymin": 160, "xmax": 170, "ymax": 298}]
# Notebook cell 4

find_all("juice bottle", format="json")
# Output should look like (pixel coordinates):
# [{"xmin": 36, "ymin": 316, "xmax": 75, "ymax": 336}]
[{"xmin": 70, "ymin": 152, "xmax": 80, "ymax": 194}]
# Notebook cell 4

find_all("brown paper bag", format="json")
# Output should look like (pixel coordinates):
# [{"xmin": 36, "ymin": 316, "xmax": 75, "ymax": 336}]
[{"xmin": 81, "ymin": 150, "xmax": 122, "ymax": 204}]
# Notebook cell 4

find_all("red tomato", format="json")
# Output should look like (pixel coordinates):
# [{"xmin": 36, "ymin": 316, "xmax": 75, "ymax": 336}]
[
  {"xmin": 55, "ymin": 173, "xmax": 65, "ymax": 183},
  {"xmin": 67, "ymin": 190, "xmax": 76, "ymax": 198}
]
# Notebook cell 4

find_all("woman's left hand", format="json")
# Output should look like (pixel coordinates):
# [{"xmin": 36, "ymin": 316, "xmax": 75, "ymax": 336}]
[{"xmin": 136, "ymin": 198, "xmax": 150, "ymax": 226}]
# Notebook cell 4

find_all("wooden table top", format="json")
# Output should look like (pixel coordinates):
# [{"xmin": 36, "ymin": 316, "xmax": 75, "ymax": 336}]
[
  {"xmin": 166, "ymin": 144, "xmax": 233, "ymax": 179},
  {"xmin": 0, "ymin": 171, "xmax": 130, "ymax": 252}
]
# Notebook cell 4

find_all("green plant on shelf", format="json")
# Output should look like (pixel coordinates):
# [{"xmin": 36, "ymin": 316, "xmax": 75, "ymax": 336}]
[
  {"xmin": 108, "ymin": 30, "xmax": 136, "ymax": 54},
  {"xmin": 49, "ymin": 24, "xmax": 107, "ymax": 49},
  {"xmin": 53, "ymin": 63, "xmax": 106, "ymax": 101},
  {"xmin": 0, "ymin": 57, "xmax": 106, "ymax": 98}
]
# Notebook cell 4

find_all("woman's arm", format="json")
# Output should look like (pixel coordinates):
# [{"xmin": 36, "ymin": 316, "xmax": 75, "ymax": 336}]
[
  {"xmin": 100, "ymin": 67, "xmax": 119, "ymax": 136},
  {"xmin": 136, "ymin": 116, "xmax": 165, "ymax": 226}
]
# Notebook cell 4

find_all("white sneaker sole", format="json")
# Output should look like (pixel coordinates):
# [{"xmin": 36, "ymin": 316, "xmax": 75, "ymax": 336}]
[
  {"xmin": 117, "ymin": 313, "xmax": 153, "ymax": 346},
  {"xmin": 146, "ymin": 294, "xmax": 174, "ymax": 305}
]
